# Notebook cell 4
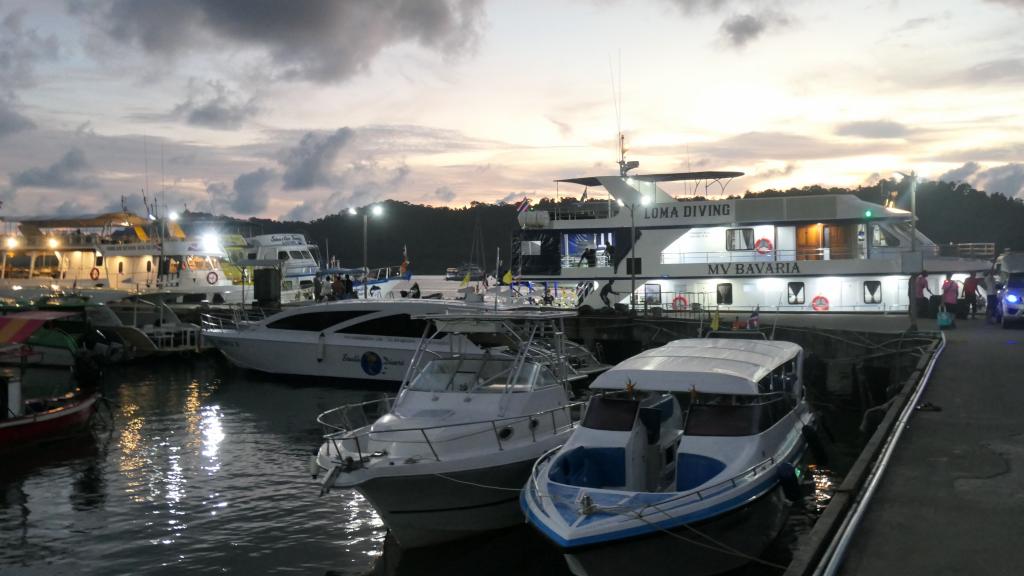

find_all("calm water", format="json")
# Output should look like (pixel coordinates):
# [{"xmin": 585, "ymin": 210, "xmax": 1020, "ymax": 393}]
[{"xmin": 0, "ymin": 356, "xmax": 837, "ymax": 576}]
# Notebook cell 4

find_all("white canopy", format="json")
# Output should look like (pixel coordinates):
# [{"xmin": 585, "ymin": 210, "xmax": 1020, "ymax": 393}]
[{"xmin": 591, "ymin": 338, "xmax": 801, "ymax": 395}]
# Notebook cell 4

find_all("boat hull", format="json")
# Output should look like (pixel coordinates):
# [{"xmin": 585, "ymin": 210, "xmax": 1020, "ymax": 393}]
[
  {"xmin": 561, "ymin": 485, "xmax": 788, "ymax": 576},
  {"xmin": 0, "ymin": 395, "xmax": 98, "ymax": 447},
  {"xmin": 354, "ymin": 458, "xmax": 536, "ymax": 548}
]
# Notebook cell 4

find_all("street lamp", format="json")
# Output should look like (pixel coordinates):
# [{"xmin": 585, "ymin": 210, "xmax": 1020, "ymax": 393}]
[
  {"xmin": 896, "ymin": 171, "xmax": 920, "ymax": 330},
  {"xmin": 349, "ymin": 204, "xmax": 384, "ymax": 298}
]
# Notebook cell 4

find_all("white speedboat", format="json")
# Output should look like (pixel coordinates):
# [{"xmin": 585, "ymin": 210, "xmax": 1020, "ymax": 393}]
[
  {"xmin": 202, "ymin": 300, "xmax": 491, "ymax": 383},
  {"xmin": 523, "ymin": 338, "xmax": 813, "ymax": 576},
  {"xmin": 515, "ymin": 155, "xmax": 992, "ymax": 312},
  {"xmin": 312, "ymin": 310, "xmax": 596, "ymax": 548}
]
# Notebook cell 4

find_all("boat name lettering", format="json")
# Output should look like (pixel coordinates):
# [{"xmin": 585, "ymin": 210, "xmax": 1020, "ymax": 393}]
[
  {"xmin": 340, "ymin": 353, "xmax": 404, "ymax": 366},
  {"xmin": 707, "ymin": 262, "xmax": 802, "ymax": 275},
  {"xmin": 643, "ymin": 203, "xmax": 731, "ymax": 220}
]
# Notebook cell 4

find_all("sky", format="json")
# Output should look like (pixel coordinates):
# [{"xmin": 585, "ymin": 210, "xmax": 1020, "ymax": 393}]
[{"xmin": 1, "ymin": 0, "xmax": 1023, "ymax": 222}]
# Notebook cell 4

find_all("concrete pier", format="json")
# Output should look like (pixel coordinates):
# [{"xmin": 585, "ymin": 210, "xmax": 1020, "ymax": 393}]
[{"xmin": 837, "ymin": 318, "xmax": 1024, "ymax": 575}]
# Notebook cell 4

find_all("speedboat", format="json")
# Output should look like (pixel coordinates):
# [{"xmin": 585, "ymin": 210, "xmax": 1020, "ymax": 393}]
[
  {"xmin": 202, "ymin": 300, "xmax": 492, "ymax": 384},
  {"xmin": 312, "ymin": 310, "xmax": 601, "ymax": 548},
  {"xmin": 522, "ymin": 338, "xmax": 813, "ymax": 576}
]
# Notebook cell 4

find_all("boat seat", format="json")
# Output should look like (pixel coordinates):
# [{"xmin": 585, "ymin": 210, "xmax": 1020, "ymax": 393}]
[
  {"xmin": 676, "ymin": 453, "xmax": 726, "ymax": 491},
  {"xmin": 549, "ymin": 446, "xmax": 626, "ymax": 489}
]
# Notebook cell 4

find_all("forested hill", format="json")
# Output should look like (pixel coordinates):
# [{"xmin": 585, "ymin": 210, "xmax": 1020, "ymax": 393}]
[{"xmin": 181, "ymin": 179, "xmax": 1024, "ymax": 274}]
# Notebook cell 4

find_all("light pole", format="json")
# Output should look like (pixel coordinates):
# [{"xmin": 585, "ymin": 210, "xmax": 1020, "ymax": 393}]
[
  {"xmin": 349, "ymin": 204, "xmax": 383, "ymax": 298},
  {"xmin": 617, "ymin": 193, "xmax": 650, "ymax": 311},
  {"xmin": 897, "ymin": 172, "xmax": 919, "ymax": 330}
]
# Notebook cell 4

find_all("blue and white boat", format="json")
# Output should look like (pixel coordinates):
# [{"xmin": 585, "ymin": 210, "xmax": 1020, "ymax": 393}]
[{"xmin": 522, "ymin": 338, "xmax": 813, "ymax": 576}]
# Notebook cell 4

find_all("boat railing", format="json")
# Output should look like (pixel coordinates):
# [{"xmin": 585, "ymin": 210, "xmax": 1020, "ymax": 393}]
[
  {"xmin": 659, "ymin": 247, "xmax": 866, "ymax": 265},
  {"xmin": 198, "ymin": 305, "xmax": 269, "ymax": 330},
  {"xmin": 321, "ymin": 400, "xmax": 584, "ymax": 464},
  {"xmin": 939, "ymin": 242, "xmax": 996, "ymax": 259}
]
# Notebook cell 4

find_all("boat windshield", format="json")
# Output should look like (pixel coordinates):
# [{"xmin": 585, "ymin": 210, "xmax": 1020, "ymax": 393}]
[
  {"xmin": 679, "ymin": 392, "xmax": 791, "ymax": 437},
  {"xmin": 1007, "ymin": 273, "xmax": 1024, "ymax": 290},
  {"xmin": 407, "ymin": 357, "xmax": 548, "ymax": 393}
]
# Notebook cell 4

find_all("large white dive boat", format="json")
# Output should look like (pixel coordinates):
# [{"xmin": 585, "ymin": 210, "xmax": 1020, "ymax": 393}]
[
  {"xmin": 0, "ymin": 212, "xmax": 246, "ymax": 305},
  {"xmin": 227, "ymin": 233, "xmax": 321, "ymax": 303},
  {"xmin": 313, "ymin": 310, "xmax": 600, "ymax": 547},
  {"xmin": 202, "ymin": 300, "xmax": 491, "ymax": 383},
  {"xmin": 523, "ymin": 338, "xmax": 812, "ymax": 576},
  {"xmin": 515, "ymin": 167, "xmax": 990, "ymax": 313}
]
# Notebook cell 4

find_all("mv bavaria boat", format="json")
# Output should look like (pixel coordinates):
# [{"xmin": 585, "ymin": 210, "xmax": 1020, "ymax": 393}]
[
  {"xmin": 202, "ymin": 300, "xmax": 491, "ymax": 384},
  {"xmin": 523, "ymin": 338, "xmax": 813, "ymax": 576},
  {"xmin": 313, "ymin": 310, "xmax": 595, "ymax": 547},
  {"xmin": 0, "ymin": 212, "xmax": 246, "ymax": 305},
  {"xmin": 514, "ymin": 159, "xmax": 991, "ymax": 313}
]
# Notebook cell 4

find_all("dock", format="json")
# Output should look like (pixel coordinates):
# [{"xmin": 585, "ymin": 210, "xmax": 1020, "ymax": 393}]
[{"xmin": 835, "ymin": 318, "xmax": 1024, "ymax": 575}]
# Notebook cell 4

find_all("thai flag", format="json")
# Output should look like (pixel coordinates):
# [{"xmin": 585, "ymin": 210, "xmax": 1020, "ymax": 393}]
[{"xmin": 515, "ymin": 197, "xmax": 530, "ymax": 213}]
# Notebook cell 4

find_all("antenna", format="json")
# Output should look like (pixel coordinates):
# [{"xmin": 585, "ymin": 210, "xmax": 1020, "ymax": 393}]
[
  {"xmin": 609, "ymin": 53, "xmax": 639, "ymax": 177},
  {"xmin": 143, "ymin": 135, "xmax": 150, "ymax": 207},
  {"xmin": 160, "ymin": 141, "xmax": 166, "ymax": 219}
]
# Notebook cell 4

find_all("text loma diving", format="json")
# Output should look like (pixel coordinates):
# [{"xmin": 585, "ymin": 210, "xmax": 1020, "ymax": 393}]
[{"xmin": 643, "ymin": 204, "xmax": 731, "ymax": 219}]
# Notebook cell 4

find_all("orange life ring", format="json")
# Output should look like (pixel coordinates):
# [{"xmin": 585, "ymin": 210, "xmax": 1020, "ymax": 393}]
[
  {"xmin": 672, "ymin": 294, "xmax": 689, "ymax": 310},
  {"xmin": 89, "ymin": 267, "xmax": 100, "ymax": 280},
  {"xmin": 754, "ymin": 237, "xmax": 773, "ymax": 255},
  {"xmin": 811, "ymin": 295, "xmax": 830, "ymax": 312},
  {"xmin": 207, "ymin": 271, "xmax": 219, "ymax": 285}
]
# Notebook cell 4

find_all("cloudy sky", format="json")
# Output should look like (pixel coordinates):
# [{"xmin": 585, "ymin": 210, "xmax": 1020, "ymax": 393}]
[{"xmin": 1, "ymin": 0, "xmax": 1023, "ymax": 221}]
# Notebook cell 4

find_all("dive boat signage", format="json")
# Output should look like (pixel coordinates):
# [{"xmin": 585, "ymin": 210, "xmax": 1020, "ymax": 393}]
[
  {"xmin": 642, "ymin": 201, "xmax": 732, "ymax": 222},
  {"xmin": 707, "ymin": 262, "xmax": 802, "ymax": 275}
]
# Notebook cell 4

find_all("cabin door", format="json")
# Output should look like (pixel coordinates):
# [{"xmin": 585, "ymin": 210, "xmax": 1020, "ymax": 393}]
[{"xmin": 796, "ymin": 224, "xmax": 824, "ymax": 260}]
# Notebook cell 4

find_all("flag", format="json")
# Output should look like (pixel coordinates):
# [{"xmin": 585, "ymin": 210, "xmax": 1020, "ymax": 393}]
[
  {"xmin": 515, "ymin": 197, "xmax": 530, "ymax": 213},
  {"xmin": 580, "ymin": 187, "xmax": 588, "ymax": 202},
  {"xmin": 710, "ymin": 309, "xmax": 720, "ymax": 331},
  {"xmin": 502, "ymin": 269, "xmax": 512, "ymax": 285},
  {"xmin": 749, "ymin": 305, "xmax": 760, "ymax": 328},
  {"xmin": 460, "ymin": 272, "xmax": 471, "ymax": 287}
]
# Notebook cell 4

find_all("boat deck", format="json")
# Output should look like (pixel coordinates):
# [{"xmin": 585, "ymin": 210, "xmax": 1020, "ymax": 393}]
[{"xmin": 837, "ymin": 317, "xmax": 1024, "ymax": 575}]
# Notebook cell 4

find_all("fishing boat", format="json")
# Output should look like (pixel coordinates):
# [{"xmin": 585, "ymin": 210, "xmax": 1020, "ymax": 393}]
[
  {"xmin": 514, "ymin": 151, "xmax": 992, "ymax": 313},
  {"xmin": 313, "ymin": 310, "xmax": 601, "ymax": 548},
  {"xmin": 523, "ymin": 338, "xmax": 813, "ymax": 576}
]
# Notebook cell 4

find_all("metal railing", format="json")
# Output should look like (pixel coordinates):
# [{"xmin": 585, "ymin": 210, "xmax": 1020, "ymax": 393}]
[
  {"xmin": 319, "ymin": 400, "xmax": 584, "ymax": 465},
  {"xmin": 659, "ymin": 247, "xmax": 862, "ymax": 265},
  {"xmin": 198, "ymin": 305, "xmax": 269, "ymax": 330}
]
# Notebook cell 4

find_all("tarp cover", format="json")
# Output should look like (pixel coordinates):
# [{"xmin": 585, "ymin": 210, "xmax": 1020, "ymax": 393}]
[{"xmin": 0, "ymin": 311, "xmax": 77, "ymax": 344}]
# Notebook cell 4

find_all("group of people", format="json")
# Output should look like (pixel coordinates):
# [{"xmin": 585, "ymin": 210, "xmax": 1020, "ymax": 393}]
[
  {"xmin": 313, "ymin": 273, "xmax": 356, "ymax": 301},
  {"xmin": 914, "ymin": 270, "xmax": 1000, "ymax": 324}
]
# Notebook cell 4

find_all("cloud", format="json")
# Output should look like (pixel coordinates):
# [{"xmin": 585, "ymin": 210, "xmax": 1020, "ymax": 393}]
[
  {"xmin": 82, "ymin": 0, "xmax": 485, "ymax": 84},
  {"xmin": 279, "ymin": 161, "xmax": 411, "ymax": 221},
  {"xmin": 939, "ymin": 162, "xmax": 981, "ymax": 182},
  {"xmin": 171, "ymin": 80, "xmax": 259, "ymax": 130},
  {"xmin": 280, "ymin": 128, "xmax": 354, "ymax": 189},
  {"xmin": 230, "ymin": 167, "xmax": 276, "ymax": 214},
  {"xmin": 0, "ymin": 100, "xmax": 35, "ymax": 138},
  {"xmin": 657, "ymin": 131, "xmax": 891, "ymax": 163},
  {"xmin": 974, "ymin": 163, "xmax": 1024, "ymax": 197},
  {"xmin": 835, "ymin": 120, "xmax": 909, "ymax": 139},
  {"xmin": 433, "ymin": 185, "xmax": 456, "ymax": 201},
  {"xmin": 962, "ymin": 59, "xmax": 1024, "ymax": 85},
  {"xmin": 663, "ymin": 0, "xmax": 732, "ymax": 14},
  {"xmin": 932, "ymin": 143, "xmax": 1024, "ymax": 163},
  {"xmin": 720, "ymin": 11, "xmax": 791, "ymax": 48},
  {"xmin": 0, "ymin": 8, "xmax": 60, "ymax": 95},
  {"xmin": 9, "ymin": 148, "xmax": 98, "ymax": 189}
]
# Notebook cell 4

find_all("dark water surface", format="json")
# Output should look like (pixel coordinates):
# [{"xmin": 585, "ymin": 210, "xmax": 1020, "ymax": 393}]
[{"xmin": 1, "ymin": 356, "xmax": 838, "ymax": 576}]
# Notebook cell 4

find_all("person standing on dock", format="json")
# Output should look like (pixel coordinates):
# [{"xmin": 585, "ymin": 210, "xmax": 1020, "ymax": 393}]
[
  {"xmin": 984, "ymin": 269, "xmax": 998, "ymax": 323},
  {"xmin": 962, "ymin": 272, "xmax": 981, "ymax": 319},
  {"xmin": 915, "ymin": 271, "xmax": 933, "ymax": 318},
  {"xmin": 941, "ymin": 273, "xmax": 959, "ymax": 321}
]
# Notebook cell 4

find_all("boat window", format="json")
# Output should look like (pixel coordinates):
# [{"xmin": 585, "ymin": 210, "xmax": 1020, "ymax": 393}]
[
  {"xmin": 299, "ymin": 280, "xmax": 313, "ymax": 289},
  {"xmin": 336, "ymin": 314, "xmax": 433, "ymax": 339},
  {"xmin": 582, "ymin": 396, "xmax": 639, "ymax": 431},
  {"xmin": 278, "ymin": 251, "xmax": 289, "ymax": 260},
  {"xmin": 863, "ymin": 280, "xmax": 882, "ymax": 304},
  {"xmin": 282, "ymin": 280, "xmax": 293, "ymax": 290},
  {"xmin": 1006, "ymin": 273, "xmax": 1024, "ymax": 290},
  {"xmin": 95, "ymin": 255, "xmax": 104, "ymax": 266},
  {"xmin": 212, "ymin": 293, "xmax": 225, "ymax": 304},
  {"xmin": 146, "ymin": 260, "xmax": 152, "ymax": 273},
  {"xmin": 716, "ymin": 283, "xmax": 733, "ymax": 305},
  {"xmin": 872, "ymin": 226, "xmax": 900, "ymax": 247},
  {"xmin": 407, "ymin": 358, "xmax": 535, "ymax": 393},
  {"xmin": 726, "ymin": 228, "xmax": 755, "ymax": 251},
  {"xmin": 787, "ymin": 282, "xmax": 805, "ymax": 305},
  {"xmin": 301, "ymin": 251, "xmax": 313, "ymax": 259},
  {"xmin": 118, "ymin": 261, "xmax": 124, "ymax": 274},
  {"xmin": 679, "ymin": 392, "xmax": 789, "ymax": 436},
  {"xmin": 289, "ymin": 250, "xmax": 304, "ymax": 259},
  {"xmin": 643, "ymin": 283, "xmax": 662, "ymax": 306},
  {"xmin": 521, "ymin": 240, "xmax": 541, "ymax": 255},
  {"xmin": 247, "ymin": 252, "xmax": 257, "ymax": 260},
  {"xmin": 267, "ymin": 310, "xmax": 371, "ymax": 331}
]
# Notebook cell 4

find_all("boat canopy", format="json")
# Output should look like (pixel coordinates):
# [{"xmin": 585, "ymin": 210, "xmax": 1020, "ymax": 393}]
[
  {"xmin": 591, "ymin": 338, "xmax": 801, "ymax": 395},
  {"xmin": 415, "ymin": 310, "xmax": 576, "ymax": 334},
  {"xmin": 555, "ymin": 171, "xmax": 745, "ymax": 187},
  {"xmin": 16, "ymin": 211, "xmax": 149, "ymax": 234},
  {"xmin": 0, "ymin": 311, "xmax": 78, "ymax": 344}
]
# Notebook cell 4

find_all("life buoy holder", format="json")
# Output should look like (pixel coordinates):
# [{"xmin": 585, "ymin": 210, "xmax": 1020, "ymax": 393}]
[
  {"xmin": 754, "ymin": 237, "xmax": 773, "ymax": 255},
  {"xmin": 811, "ymin": 295, "xmax": 830, "ymax": 312},
  {"xmin": 206, "ymin": 271, "xmax": 219, "ymax": 285},
  {"xmin": 672, "ymin": 294, "xmax": 689, "ymax": 310},
  {"xmin": 89, "ymin": 267, "xmax": 100, "ymax": 281}
]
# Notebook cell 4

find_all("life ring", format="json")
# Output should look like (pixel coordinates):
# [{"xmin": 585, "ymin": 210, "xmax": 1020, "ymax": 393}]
[
  {"xmin": 754, "ymin": 237, "xmax": 773, "ymax": 255},
  {"xmin": 672, "ymin": 294, "xmax": 689, "ymax": 310},
  {"xmin": 89, "ymin": 267, "xmax": 100, "ymax": 281},
  {"xmin": 206, "ymin": 271, "xmax": 219, "ymax": 285},
  {"xmin": 811, "ymin": 295, "xmax": 830, "ymax": 312}
]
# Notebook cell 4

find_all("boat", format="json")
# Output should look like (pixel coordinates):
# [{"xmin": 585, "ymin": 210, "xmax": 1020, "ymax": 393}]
[
  {"xmin": 201, "ymin": 299, "xmax": 493, "ymax": 383},
  {"xmin": 0, "ymin": 211, "xmax": 248, "ymax": 305},
  {"xmin": 0, "ymin": 310, "xmax": 88, "ymax": 367},
  {"xmin": 312, "ymin": 310, "xmax": 598, "ymax": 547},
  {"xmin": 225, "ymin": 233, "xmax": 322, "ymax": 304},
  {"xmin": 522, "ymin": 338, "xmax": 814, "ymax": 576},
  {"xmin": 514, "ymin": 153, "xmax": 992, "ymax": 313}
]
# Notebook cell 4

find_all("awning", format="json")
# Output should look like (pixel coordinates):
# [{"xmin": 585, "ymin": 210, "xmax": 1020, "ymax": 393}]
[{"xmin": 0, "ymin": 311, "xmax": 78, "ymax": 344}]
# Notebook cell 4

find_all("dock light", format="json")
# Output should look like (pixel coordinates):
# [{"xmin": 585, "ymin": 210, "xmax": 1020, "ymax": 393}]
[
  {"xmin": 5, "ymin": 237, "xmax": 18, "ymax": 249},
  {"xmin": 201, "ymin": 233, "xmax": 220, "ymax": 252},
  {"xmin": 371, "ymin": 204, "xmax": 383, "ymax": 217},
  {"xmin": 169, "ymin": 211, "xmax": 180, "ymax": 221},
  {"xmin": 1007, "ymin": 294, "xmax": 1020, "ymax": 305},
  {"xmin": 347, "ymin": 207, "xmax": 358, "ymax": 216},
  {"xmin": 47, "ymin": 237, "xmax": 59, "ymax": 249},
  {"xmin": 640, "ymin": 196, "xmax": 651, "ymax": 206}
]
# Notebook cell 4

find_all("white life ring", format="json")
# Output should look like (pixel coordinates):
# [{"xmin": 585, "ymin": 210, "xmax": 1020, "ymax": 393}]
[
  {"xmin": 754, "ymin": 237, "xmax": 773, "ymax": 255},
  {"xmin": 811, "ymin": 295, "xmax": 830, "ymax": 312},
  {"xmin": 672, "ymin": 294, "xmax": 689, "ymax": 310},
  {"xmin": 207, "ymin": 271, "xmax": 219, "ymax": 285}
]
